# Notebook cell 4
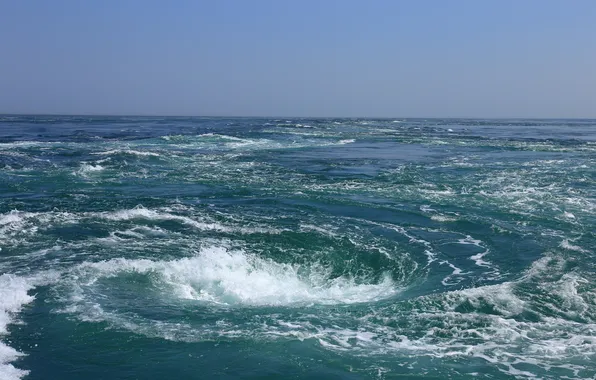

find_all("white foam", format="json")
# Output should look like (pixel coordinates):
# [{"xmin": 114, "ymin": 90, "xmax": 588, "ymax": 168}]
[
  {"xmin": 470, "ymin": 250, "xmax": 491, "ymax": 268},
  {"xmin": 419, "ymin": 205, "xmax": 436, "ymax": 213},
  {"xmin": 338, "ymin": 139, "xmax": 355, "ymax": 145},
  {"xmin": 99, "ymin": 206, "xmax": 280, "ymax": 235},
  {"xmin": 430, "ymin": 214, "xmax": 457, "ymax": 222},
  {"xmin": 440, "ymin": 261, "xmax": 466, "ymax": 286},
  {"xmin": 81, "ymin": 163, "xmax": 103, "ymax": 172},
  {"xmin": 0, "ymin": 210, "xmax": 79, "ymax": 246},
  {"xmin": 75, "ymin": 163, "xmax": 104, "ymax": 177},
  {"xmin": 299, "ymin": 224, "xmax": 338, "ymax": 237},
  {"xmin": 364, "ymin": 220, "xmax": 438, "ymax": 266},
  {"xmin": 521, "ymin": 255, "xmax": 567, "ymax": 281},
  {"xmin": 93, "ymin": 149, "xmax": 161, "ymax": 157},
  {"xmin": 0, "ymin": 213, "xmax": 23, "ymax": 227},
  {"xmin": 559, "ymin": 239, "xmax": 588, "ymax": 253},
  {"xmin": 0, "ymin": 211, "xmax": 38, "ymax": 246},
  {"xmin": 70, "ymin": 246, "xmax": 398, "ymax": 307},
  {"xmin": 309, "ymin": 308, "xmax": 596, "ymax": 378},
  {"xmin": 200, "ymin": 133, "xmax": 245, "ymax": 141},
  {"xmin": 0, "ymin": 207, "xmax": 280, "ymax": 249},
  {"xmin": 303, "ymin": 264, "xmax": 595, "ymax": 376},
  {"xmin": 450, "ymin": 282, "xmax": 525, "ymax": 316},
  {"xmin": 0, "ymin": 141, "xmax": 47, "ymax": 150},
  {"xmin": 0, "ymin": 275, "xmax": 35, "ymax": 380}
]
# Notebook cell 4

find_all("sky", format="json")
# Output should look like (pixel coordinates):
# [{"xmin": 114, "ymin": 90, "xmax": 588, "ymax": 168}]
[{"xmin": 0, "ymin": 0, "xmax": 595, "ymax": 118}]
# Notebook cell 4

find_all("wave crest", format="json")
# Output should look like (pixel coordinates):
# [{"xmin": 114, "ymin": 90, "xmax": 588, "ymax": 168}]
[{"xmin": 70, "ymin": 246, "xmax": 398, "ymax": 307}]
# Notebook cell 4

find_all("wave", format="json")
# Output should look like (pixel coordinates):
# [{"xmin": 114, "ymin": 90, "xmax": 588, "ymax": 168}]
[
  {"xmin": 74, "ymin": 163, "xmax": 104, "ymax": 177},
  {"xmin": 98, "ymin": 206, "xmax": 281, "ymax": 235},
  {"xmin": 65, "ymin": 246, "xmax": 398, "ymax": 308},
  {"xmin": 92, "ymin": 149, "xmax": 161, "ymax": 157},
  {"xmin": 429, "ymin": 214, "xmax": 458, "ymax": 222},
  {"xmin": 160, "ymin": 133, "xmax": 358, "ymax": 151},
  {"xmin": 0, "ymin": 141, "xmax": 48, "ymax": 150},
  {"xmin": 0, "ymin": 207, "xmax": 282, "ymax": 247}
]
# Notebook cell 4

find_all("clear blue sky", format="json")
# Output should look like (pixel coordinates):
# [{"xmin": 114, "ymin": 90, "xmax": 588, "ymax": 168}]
[{"xmin": 0, "ymin": 0, "xmax": 595, "ymax": 118}]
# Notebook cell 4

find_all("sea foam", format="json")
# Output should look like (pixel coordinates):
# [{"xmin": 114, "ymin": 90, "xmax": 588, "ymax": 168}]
[
  {"xmin": 0, "ymin": 275, "xmax": 35, "ymax": 380},
  {"xmin": 68, "ymin": 246, "xmax": 398, "ymax": 307}
]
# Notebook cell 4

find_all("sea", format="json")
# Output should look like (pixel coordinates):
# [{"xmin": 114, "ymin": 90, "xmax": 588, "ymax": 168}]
[{"xmin": 0, "ymin": 116, "xmax": 594, "ymax": 380}]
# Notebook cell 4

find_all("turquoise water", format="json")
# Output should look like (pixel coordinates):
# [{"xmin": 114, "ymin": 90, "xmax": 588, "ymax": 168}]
[{"xmin": 0, "ymin": 116, "xmax": 595, "ymax": 379}]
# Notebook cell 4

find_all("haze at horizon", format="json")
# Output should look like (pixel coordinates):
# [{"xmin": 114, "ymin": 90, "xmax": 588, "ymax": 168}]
[{"xmin": 1, "ymin": 0, "xmax": 595, "ymax": 118}]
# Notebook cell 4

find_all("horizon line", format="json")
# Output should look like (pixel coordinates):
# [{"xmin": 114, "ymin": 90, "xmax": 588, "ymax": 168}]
[{"xmin": 1, "ymin": 112, "xmax": 595, "ymax": 121}]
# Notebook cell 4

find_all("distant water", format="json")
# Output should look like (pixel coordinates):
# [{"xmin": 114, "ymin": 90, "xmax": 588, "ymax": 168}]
[{"xmin": 0, "ymin": 116, "xmax": 595, "ymax": 380}]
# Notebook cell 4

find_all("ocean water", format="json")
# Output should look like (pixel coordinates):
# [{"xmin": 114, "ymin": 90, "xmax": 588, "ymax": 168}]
[{"xmin": 0, "ymin": 116, "xmax": 595, "ymax": 380}]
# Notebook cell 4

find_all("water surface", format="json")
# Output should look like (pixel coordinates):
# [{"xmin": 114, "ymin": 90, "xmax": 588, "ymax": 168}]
[{"xmin": 1, "ymin": 116, "xmax": 595, "ymax": 379}]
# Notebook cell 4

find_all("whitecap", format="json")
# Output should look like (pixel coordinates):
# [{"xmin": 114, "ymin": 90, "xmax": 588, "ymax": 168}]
[
  {"xmin": 67, "ymin": 246, "xmax": 398, "ymax": 307},
  {"xmin": 92, "ymin": 149, "xmax": 161, "ymax": 157},
  {"xmin": 98, "ymin": 206, "xmax": 280, "ymax": 235},
  {"xmin": 75, "ymin": 163, "xmax": 104, "ymax": 177},
  {"xmin": 430, "ymin": 214, "xmax": 457, "ymax": 222},
  {"xmin": 559, "ymin": 239, "xmax": 588, "ymax": 253}
]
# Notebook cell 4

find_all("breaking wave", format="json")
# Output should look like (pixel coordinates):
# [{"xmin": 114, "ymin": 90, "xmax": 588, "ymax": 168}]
[{"xmin": 64, "ymin": 246, "xmax": 398, "ymax": 308}]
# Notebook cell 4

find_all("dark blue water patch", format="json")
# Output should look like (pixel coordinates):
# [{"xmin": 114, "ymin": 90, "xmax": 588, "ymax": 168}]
[{"xmin": 278, "ymin": 198, "xmax": 431, "ymax": 227}]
